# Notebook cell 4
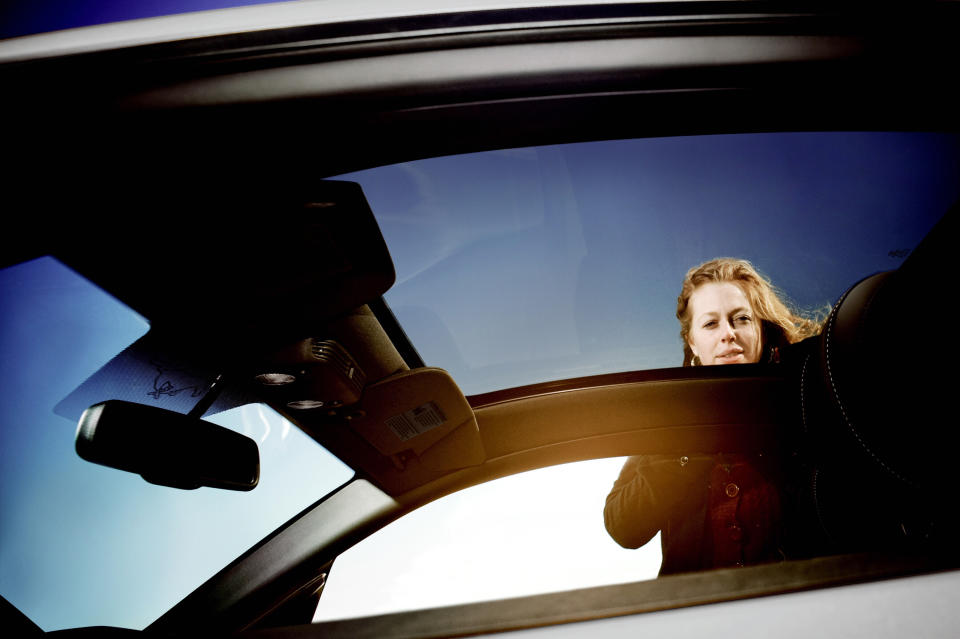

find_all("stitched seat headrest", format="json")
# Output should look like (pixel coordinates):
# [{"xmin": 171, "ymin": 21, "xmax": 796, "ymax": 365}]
[
  {"xmin": 817, "ymin": 271, "xmax": 919, "ymax": 484},
  {"xmin": 813, "ymin": 255, "xmax": 954, "ymax": 494},
  {"xmin": 796, "ymin": 205, "xmax": 960, "ymax": 550},
  {"xmin": 797, "ymin": 270, "xmax": 938, "ymax": 549}
]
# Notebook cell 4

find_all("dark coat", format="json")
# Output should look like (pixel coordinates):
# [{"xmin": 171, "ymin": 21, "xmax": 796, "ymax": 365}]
[{"xmin": 604, "ymin": 454, "xmax": 784, "ymax": 575}]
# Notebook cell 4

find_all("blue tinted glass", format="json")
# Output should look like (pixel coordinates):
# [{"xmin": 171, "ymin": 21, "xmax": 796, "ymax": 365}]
[
  {"xmin": 0, "ymin": 257, "xmax": 352, "ymax": 631},
  {"xmin": 0, "ymin": 1, "xmax": 289, "ymax": 39},
  {"xmin": 340, "ymin": 132, "xmax": 960, "ymax": 394}
]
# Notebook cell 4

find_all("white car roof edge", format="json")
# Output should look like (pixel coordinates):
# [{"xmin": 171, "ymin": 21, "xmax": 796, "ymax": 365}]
[{"xmin": 0, "ymin": 0, "xmax": 677, "ymax": 64}]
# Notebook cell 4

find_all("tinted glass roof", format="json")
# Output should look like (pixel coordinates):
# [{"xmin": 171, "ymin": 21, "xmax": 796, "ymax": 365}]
[
  {"xmin": 0, "ymin": 1, "xmax": 286, "ymax": 39},
  {"xmin": 339, "ymin": 132, "xmax": 960, "ymax": 395}
]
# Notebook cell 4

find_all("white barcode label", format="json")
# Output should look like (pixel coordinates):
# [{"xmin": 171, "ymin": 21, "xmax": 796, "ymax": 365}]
[{"xmin": 385, "ymin": 402, "xmax": 447, "ymax": 441}]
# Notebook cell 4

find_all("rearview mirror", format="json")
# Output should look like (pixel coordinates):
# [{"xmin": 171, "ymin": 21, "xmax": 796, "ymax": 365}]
[{"xmin": 76, "ymin": 400, "xmax": 259, "ymax": 491}]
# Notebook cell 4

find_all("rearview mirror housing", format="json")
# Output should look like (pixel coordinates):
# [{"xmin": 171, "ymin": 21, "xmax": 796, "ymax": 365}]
[{"xmin": 76, "ymin": 400, "xmax": 259, "ymax": 491}]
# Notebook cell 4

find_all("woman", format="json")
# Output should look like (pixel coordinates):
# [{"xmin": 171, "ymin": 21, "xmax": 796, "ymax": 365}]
[{"xmin": 604, "ymin": 258, "xmax": 821, "ymax": 575}]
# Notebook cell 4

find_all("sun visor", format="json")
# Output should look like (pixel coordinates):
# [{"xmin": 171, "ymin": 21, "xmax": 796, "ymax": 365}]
[{"xmin": 56, "ymin": 180, "xmax": 395, "ymax": 343}]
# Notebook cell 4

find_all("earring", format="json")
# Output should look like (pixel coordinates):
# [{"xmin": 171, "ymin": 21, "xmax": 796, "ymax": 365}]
[{"xmin": 691, "ymin": 354, "xmax": 700, "ymax": 366}]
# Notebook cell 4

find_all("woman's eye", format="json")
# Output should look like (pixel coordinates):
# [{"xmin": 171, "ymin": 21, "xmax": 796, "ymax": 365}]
[
  {"xmin": 703, "ymin": 320, "xmax": 717, "ymax": 329},
  {"xmin": 735, "ymin": 315, "xmax": 752, "ymax": 324}
]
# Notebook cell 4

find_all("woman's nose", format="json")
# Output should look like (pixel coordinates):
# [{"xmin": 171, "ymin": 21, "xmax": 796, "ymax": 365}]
[{"xmin": 721, "ymin": 321, "xmax": 736, "ymax": 340}]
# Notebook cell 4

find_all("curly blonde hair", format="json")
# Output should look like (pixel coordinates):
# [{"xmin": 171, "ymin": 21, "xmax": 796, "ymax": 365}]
[{"xmin": 676, "ymin": 258, "xmax": 822, "ymax": 366}]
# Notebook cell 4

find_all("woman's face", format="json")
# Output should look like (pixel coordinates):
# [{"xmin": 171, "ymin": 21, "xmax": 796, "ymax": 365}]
[{"xmin": 686, "ymin": 281, "xmax": 762, "ymax": 365}]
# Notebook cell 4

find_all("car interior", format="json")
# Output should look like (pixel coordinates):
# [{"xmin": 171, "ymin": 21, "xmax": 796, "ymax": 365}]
[{"xmin": 2, "ymin": 1, "xmax": 959, "ymax": 636}]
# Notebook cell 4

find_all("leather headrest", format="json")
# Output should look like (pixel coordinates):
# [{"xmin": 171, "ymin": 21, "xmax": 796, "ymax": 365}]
[{"xmin": 814, "ymin": 268, "xmax": 952, "ymax": 492}]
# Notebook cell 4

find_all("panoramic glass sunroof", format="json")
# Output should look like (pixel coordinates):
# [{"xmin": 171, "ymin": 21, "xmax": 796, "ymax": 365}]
[{"xmin": 338, "ymin": 132, "xmax": 960, "ymax": 395}]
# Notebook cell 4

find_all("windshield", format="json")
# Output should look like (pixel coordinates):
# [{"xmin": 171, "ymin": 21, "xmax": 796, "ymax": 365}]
[
  {"xmin": 0, "ymin": 257, "xmax": 353, "ymax": 631},
  {"xmin": 339, "ymin": 132, "xmax": 960, "ymax": 395}
]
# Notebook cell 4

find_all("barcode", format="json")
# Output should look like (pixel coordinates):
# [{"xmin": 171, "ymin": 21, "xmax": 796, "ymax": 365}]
[
  {"xmin": 385, "ymin": 414, "xmax": 419, "ymax": 441},
  {"xmin": 385, "ymin": 402, "xmax": 447, "ymax": 441}
]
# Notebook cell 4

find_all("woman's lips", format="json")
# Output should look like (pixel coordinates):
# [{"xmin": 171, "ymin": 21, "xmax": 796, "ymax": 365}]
[{"xmin": 715, "ymin": 349, "xmax": 744, "ymax": 362}]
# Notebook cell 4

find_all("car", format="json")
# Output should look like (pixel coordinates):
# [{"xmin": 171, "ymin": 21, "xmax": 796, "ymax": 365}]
[{"xmin": 2, "ymin": 1, "xmax": 959, "ymax": 637}]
